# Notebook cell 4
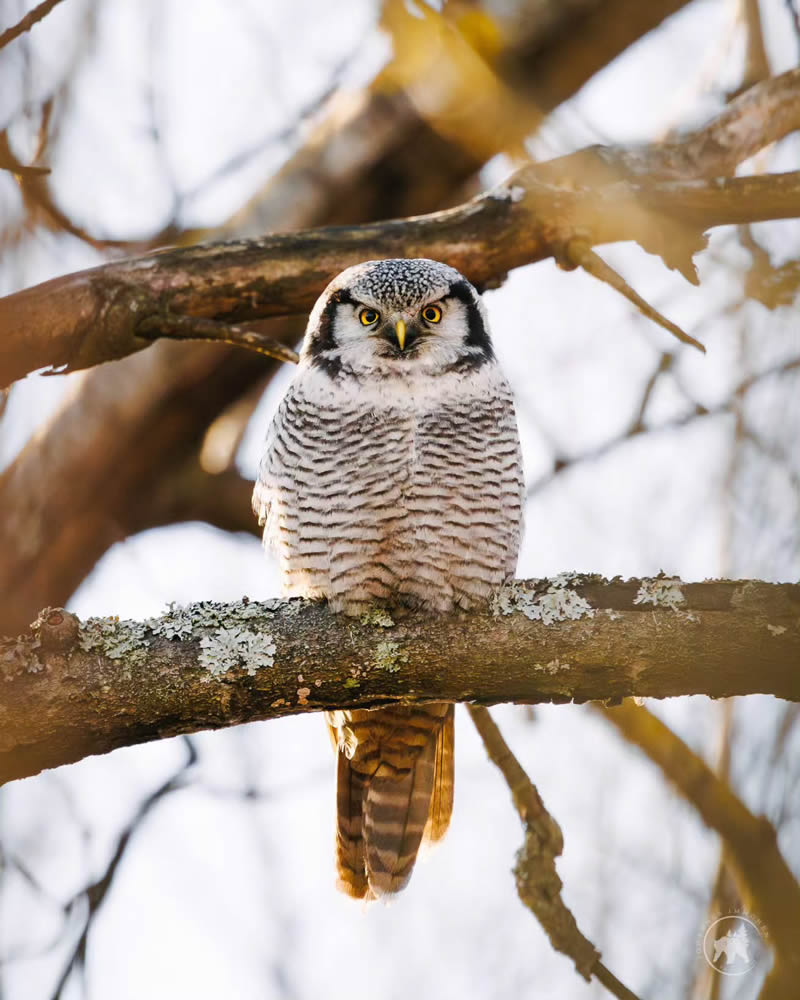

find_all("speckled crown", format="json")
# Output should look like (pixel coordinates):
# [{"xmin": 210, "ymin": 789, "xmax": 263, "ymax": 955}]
[{"xmin": 323, "ymin": 258, "xmax": 472, "ymax": 311}]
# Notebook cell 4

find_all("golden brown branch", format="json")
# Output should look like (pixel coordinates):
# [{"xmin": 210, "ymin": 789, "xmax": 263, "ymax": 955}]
[
  {"xmin": 559, "ymin": 239, "xmax": 705, "ymax": 351},
  {"xmin": 599, "ymin": 702, "xmax": 800, "ymax": 997},
  {"xmin": 0, "ymin": 0, "xmax": 66, "ymax": 51},
  {"xmin": 468, "ymin": 705, "xmax": 642, "ymax": 1000},
  {"xmin": 2, "ymin": 68, "xmax": 800, "ymax": 387}
]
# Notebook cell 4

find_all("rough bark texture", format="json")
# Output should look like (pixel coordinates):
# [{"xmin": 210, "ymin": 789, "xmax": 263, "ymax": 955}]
[{"xmin": 2, "ymin": 576, "xmax": 798, "ymax": 786}]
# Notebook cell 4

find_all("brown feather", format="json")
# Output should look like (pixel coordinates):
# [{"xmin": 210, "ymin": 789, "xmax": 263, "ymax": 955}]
[
  {"xmin": 423, "ymin": 704, "xmax": 455, "ymax": 843},
  {"xmin": 364, "ymin": 737, "xmax": 436, "ymax": 897},
  {"xmin": 326, "ymin": 703, "xmax": 453, "ymax": 898},
  {"xmin": 334, "ymin": 753, "xmax": 369, "ymax": 899}
]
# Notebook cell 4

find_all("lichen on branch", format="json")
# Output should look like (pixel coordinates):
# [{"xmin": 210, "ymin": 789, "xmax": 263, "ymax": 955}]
[{"xmin": 0, "ymin": 575, "xmax": 798, "ymax": 786}]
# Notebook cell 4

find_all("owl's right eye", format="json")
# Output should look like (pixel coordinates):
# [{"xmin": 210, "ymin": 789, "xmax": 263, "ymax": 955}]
[{"xmin": 359, "ymin": 308, "xmax": 380, "ymax": 326}]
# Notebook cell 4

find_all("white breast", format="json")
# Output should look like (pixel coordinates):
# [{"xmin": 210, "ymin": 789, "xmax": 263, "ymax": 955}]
[{"xmin": 256, "ymin": 362, "xmax": 523, "ymax": 614}]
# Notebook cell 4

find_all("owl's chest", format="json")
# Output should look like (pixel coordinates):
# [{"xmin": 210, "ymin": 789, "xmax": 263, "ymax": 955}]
[
  {"xmin": 270, "ymin": 389, "xmax": 520, "ymax": 611},
  {"xmin": 302, "ymin": 408, "xmax": 464, "ymax": 514}
]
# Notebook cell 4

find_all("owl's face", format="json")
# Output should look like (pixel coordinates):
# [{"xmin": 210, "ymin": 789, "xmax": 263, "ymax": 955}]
[{"xmin": 300, "ymin": 259, "xmax": 495, "ymax": 378}]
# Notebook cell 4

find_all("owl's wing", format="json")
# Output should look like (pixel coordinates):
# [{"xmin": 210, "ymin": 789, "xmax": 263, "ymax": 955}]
[
  {"xmin": 251, "ymin": 447, "xmax": 273, "ymax": 530},
  {"xmin": 251, "ymin": 386, "xmax": 295, "ymax": 538}
]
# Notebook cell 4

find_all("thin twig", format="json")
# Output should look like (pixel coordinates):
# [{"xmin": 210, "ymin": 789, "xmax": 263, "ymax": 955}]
[
  {"xmin": 468, "ymin": 705, "xmax": 644, "ymax": 1000},
  {"xmin": 737, "ymin": 0, "xmax": 770, "ymax": 93},
  {"xmin": 137, "ymin": 313, "xmax": 299, "ymax": 365},
  {"xmin": 785, "ymin": 0, "xmax": 800, "ymax": 61},
  {"xmin": 526, "ymin": 354, "xmax": 800, "ymax": 497},
  {"xmin": 560, "ymin": 239, "xmax": 705, "ymax": 352},
  {"xmin": 0, "ymin": 0, "xmax": 67, "ymax": 51},
  {"xmin": 48, "ymin": 738, "xmax": 197, "ymax": 1000}
]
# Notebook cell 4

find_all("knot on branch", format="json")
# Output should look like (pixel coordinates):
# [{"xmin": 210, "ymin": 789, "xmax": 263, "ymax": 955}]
[{"xmin": 32, "ymin": 607, "xmax": 80, "ymax": 652}]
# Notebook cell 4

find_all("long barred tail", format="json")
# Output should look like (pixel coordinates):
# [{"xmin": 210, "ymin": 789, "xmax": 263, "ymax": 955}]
[{"xmin": 327, "ymin": 703, "xmax": 454, "ymax": 899}]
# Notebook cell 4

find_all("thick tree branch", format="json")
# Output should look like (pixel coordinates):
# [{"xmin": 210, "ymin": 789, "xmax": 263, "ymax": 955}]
[
  {"xmin": 1, "ymin": 576, "xmax": 798, "ymax": 786},
  {"xmin": 2, "ymin": 68, "xmax": 800, "ymax": 387}
]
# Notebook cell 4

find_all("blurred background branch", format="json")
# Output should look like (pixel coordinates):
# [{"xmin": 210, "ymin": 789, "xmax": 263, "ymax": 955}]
[
  {"xmin": 0, "ymin": 0, "xmax": 66, "ymax": 52},
  {"xmin": 599, "ymin": 701, "xmax": 800, "ymax": 997}
]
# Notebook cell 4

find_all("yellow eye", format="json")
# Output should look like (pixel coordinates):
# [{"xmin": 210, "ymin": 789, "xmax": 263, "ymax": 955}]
[
  {"xmin": 422, "ymin": 304, "xmax": 442, "ymax": 324},
  {"xmin": 359, "ymin": 308, "xmax": 380, "ymax": 326}
]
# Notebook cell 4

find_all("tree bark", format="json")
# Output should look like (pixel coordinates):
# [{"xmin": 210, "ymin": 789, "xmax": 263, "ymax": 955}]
[
  {"xmin": 3, "ymin": 64, "xmax": 800, "ymax": 387},
  {"xmin": 2, "ymin": 576, "xmax": 798, "ymax": 785}
]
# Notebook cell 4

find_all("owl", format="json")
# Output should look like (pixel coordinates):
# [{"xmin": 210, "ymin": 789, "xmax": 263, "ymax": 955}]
[{"xmin": 253, "ymin": 258, "xmax": 523, "ymax": 898}]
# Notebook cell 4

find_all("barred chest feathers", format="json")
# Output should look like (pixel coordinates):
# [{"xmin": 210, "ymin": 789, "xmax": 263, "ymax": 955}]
[{"xmin": 257, "ymin": 354, "xmax": 523, "ymax": 616}]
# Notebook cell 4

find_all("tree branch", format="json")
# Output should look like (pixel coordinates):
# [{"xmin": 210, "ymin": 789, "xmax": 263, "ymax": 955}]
[
  {"xmin": 468, "ymin": 705, "xmax": 642, "ymax": 1000},
  {"xmin": 1, "ymin": 576, "xmax": 798, "ymax": 785},
  {"xmin": 599, "ymin": 701, "xmax": 800, "ymax": 997},
  {"xmin": 2, "ymin": 68, "xmax": 800, "ymax": 387},
  {"xmin": 0, "ymin": 0, "xmax": 66, "ymax": 52}
]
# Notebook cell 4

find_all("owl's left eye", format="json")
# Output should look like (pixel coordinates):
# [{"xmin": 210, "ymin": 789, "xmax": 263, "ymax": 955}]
[
  {"xmin": 421, "ymin": 304, "xmax": 442, "ymax": 324},
  {"xmin": 359, "ymin": 308, "xmax": 380, "ymax": 326}
]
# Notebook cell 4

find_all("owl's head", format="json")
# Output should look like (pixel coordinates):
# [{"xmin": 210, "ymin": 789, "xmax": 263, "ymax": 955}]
[{"xmin": 300, "ymin": 258, "xmax": 495, "ymax": 378}]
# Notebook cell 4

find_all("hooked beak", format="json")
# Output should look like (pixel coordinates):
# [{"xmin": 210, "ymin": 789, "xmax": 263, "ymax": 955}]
[{"xmin": 395, "ymin": 318, "xmax": 407, "ymax": 351}]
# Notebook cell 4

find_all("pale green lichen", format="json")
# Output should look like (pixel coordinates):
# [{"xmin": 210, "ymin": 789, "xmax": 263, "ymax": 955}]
[
  {"xmin": 147, "ymin": 597, "xmax": 283, "ymax": 638},
  {"xmin": 147, "ymin": 602, "xmax": 195, "ymax": 640},
  {"xmin": 198, "ymin": 627, "xmax": 276, "ymax": 680},
  {"xmin": 343, "ymin": 677, "xmax": 361, "ymax": 688},
  {"xmin": 493, "ymin": 578, "xmax": 594, "ymax": 624},
  {"xmin": 634, "ymin": 578, "xmax": 686, "ymax": 611},
  {"xmin": 73, "ymin": 601, "xmax": 283, "ymax": 680},
  {"xmin": 1, "ymin": 638, "xmax": 42, "ymax": 680},
  {"xmin": 78, "ymin": 617, "xmax": 150, "ymax": 668},
  {"xmin": 359, "ymin": 607, "xmax": 395, "ymax": 628},
  {"xmin": 373, "ymin": 639, "xmax": 407, "ymax": 673}
]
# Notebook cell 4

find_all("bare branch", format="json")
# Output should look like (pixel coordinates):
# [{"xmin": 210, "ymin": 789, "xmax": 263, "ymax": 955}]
[
  {"xmin": 0, "ymin": 0, "xmax": 66, "ymax": 52},
  {"xmin": 558, "ymin": 239, "xmax": 705, "ymax": 351},
  {"xmin": 1, "ymin": 576, "xmax": 798, "ymax": 785},
  {"xmin": 468, "ymin": 705, "xmax": 642, "ymax": 1000},
  {"xmin": 136, "ymin": 313, "xmax": 299, "ymax": 366},
  {"xmin": 2, "ymin": 68, "xmax": 800, "ymax": 387},
  {"xmin": 599, "ymin": 702, "xmax": 800, "ymax": 997},
  {"xmin": 738, "ymin": 0, "xmax": 771, "ymax": 93},
  {"xmin": 47, "ymin": 739, "xmax": 197, "ymax": 1000}
]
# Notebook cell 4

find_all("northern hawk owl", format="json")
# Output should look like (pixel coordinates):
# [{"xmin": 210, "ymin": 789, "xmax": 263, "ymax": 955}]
[{"xmin": 254, "ymin": 258, "xmax": 523, "ymax": 898}]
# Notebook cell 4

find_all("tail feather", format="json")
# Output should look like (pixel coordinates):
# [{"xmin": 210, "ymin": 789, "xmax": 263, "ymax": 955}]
[
  {"xmin": 334, "ymin": 755, "xmax": 369, "ymax": 898},
  {"xmin": 327, "ymin": 704, "xmax": 455, "ymax": 898},
  {"xmin": 423, "ymin": 704, "xmax": 455, "ymax": 843},
  {"xmin": 364, "ymin": 739, "xmax": 437, "ymax": 897}
]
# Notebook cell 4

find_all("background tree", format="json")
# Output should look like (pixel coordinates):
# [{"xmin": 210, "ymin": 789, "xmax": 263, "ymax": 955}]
[{"xmin": 0, "ymin": 1, "xmax": 799, "ymax": 999}]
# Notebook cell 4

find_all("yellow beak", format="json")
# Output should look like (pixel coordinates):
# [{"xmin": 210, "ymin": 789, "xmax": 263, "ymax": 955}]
[{"xmin": 395, "ymin": 318, "xmax": 406, "ymax": 351}]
